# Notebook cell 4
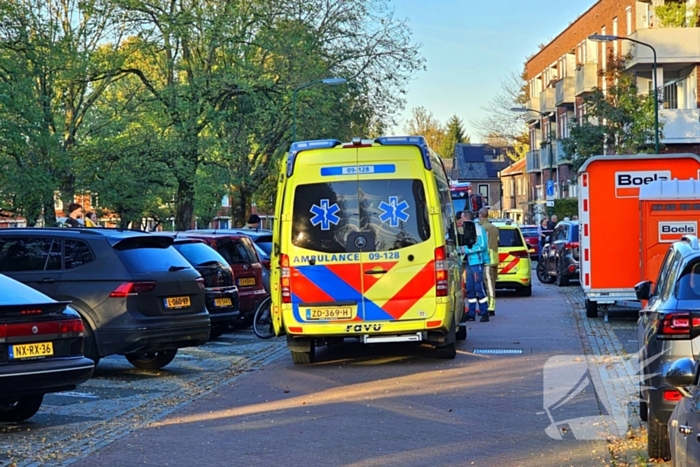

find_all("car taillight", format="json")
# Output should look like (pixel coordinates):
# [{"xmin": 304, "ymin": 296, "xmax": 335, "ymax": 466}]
[
  {"xmin": 20, "ymin": 309, "xmax": 42, "ymax": 315},
  {"xmin": 59, "ymin": 319, "xmax": 84, "ymax": 335},
  {"xmin": 509, "ymin": 249, "xmax": 529, "ymax": 258},
  {"xmin": 657, "ymin": 312, "xmax": 700, "ymax": 339},
  {"xmin": 281, "ymin": 253, "xmax": 291, "ymax": 304},
  {"xmin": 663, "ymin": 389, "xmax": 683, "ymax": 402},
  {"xmin": 110, "ymin": 281, "xmax": 157, "ymax": 297},
  {"xmin": 435, "ymin": 246, "xmax": 448, "ymax": 297},
  {"xmin": 196, "ymin": 278, "xmax": 205, "ymax": 290},
  {"xmin": 262, "ymin": 259, "xmax": 271, "ymax": 270},
  {"xmin": 0, "ymin": 324, "xmax": 6, "ymax": 343},
  {"xmin": 565, "ymin": 242, "xmax": 579, "ymax": 250}
]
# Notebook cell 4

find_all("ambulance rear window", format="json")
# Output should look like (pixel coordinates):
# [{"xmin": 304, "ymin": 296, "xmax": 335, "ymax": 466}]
[
  {"xmin": 498, "ymin": 229, "xmax": 524, "ymax": 248},
  {"xmin": 291, "ymin": 179, "xmax": 430, "ymax": 253}
]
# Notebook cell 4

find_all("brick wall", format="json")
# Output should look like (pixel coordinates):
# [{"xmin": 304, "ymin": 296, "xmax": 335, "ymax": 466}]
[{"xmin": 526, "ymin": 0, "xmax": 637, "ymax": 82}]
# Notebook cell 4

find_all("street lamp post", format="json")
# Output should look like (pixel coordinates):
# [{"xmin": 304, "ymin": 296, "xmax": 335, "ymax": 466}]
[
  {"xmin": 291, "ymin": 77, "xmax": 347, "ymax": 142},
  {"xmin": 511, "ymin": 107, "xmax": 556, "ymax": 217},
  {"xmin": 588, "ymin": 34, "xmax": 659, "ymax": 154}
]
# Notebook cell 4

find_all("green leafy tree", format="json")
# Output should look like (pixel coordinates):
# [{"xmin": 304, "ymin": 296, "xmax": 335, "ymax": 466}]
[
  {"xmin": 562, "ymin": 53, "xmax": 660, "ymax": 174},
  {"xmin": 438, "ymin": 115, "xmax": 470, "ymax": 158}
]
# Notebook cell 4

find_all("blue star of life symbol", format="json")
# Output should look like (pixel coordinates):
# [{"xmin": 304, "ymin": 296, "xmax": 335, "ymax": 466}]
[
  {"xmin": 378, "ymin": 196, "xmax": 410, "ymax": 227},
  {"xmin": 310, "ymin": 199, "xmax": 340, "ymax": 230}
]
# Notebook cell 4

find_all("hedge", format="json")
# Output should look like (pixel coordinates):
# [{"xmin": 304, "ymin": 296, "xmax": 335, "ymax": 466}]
[{"xmin": 553, "ymin": 197, "xmax": 578, "ymax": 219}]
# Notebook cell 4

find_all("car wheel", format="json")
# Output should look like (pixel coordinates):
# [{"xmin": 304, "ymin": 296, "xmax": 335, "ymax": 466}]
[
  {"xmin": 290, "ymin": 341, "xmax": 315, "ymax": 365},
  {"xmin": 210, "ymin": 322, "xmax": 229, "ymax": 339},
  {"xmin": 536, "ymin": 260, "xmax": 555, "ymax": 284},
  {"xmin": 82, "ymin": 320, "xmax": 100, "ymax": 366},
  {"xmin": 456, "ymin": 322, "xmax": 467, "ymax": 341},
  {"xmin": 436, "ymin": 319, "xmax": 457, "ymax": 359},
  {"xmin": 648, "ymin": 402, "xmax": 671, "ymax": 461},
  {"xmin": 556, "ymin": 260, "xmax": 570, "ymax": 287},
  {"xmin": 0, "ymin": 394, "xmax": 44, "ymax": 422},
  {"xmin": 125, "ymin": 349, "xmax": 178, "ymax": 370},
  {"xmin": 518, "ymin": 285, "xmax": 532, "ymax": 297},
  {"xmin": 585, "ymin": 299, "xmax": 598, "ymax": 318}
]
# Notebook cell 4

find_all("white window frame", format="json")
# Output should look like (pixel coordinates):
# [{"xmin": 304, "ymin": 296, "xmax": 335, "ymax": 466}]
[{"xmin": 626, "ymin": 7, "xmax": 632, "ymax": 36}]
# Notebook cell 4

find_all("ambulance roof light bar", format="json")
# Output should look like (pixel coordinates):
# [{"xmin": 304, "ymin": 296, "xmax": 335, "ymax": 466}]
[
  {"xmin": 375, "ymin": 136, "xmax": 432, "ymax": 170},
  {"xmin": 286, "ymin": 139, "xmax": 342, "ymax": 176}
]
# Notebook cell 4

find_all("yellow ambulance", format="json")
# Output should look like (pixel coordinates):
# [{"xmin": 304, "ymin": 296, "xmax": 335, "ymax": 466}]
[{"xmin": 270, "ymin": 136, "xmax": 465, "ymax": 364}]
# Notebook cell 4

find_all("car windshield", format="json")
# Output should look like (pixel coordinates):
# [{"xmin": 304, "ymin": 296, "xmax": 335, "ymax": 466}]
[{"xmin": 676, "ymin": 260, "xmax": 700, "ymax": 300}]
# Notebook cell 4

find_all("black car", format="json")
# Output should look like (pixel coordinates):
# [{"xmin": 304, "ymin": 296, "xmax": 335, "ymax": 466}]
[
  {"xmin": 536, "ymin": 220, "xmax": 579, "ymax": 286},
  {"xmin": 635, "ymin": 235, "xmax": 700, "ymax": 461},
  {"xmin": 0, "ymin": 273, "xmax": 94, "ymax": 422},
  {"xmin": 0, "ymin": 228, "xmax": 211, "ymax": 370},
  {"xmin": 665, "ymin": 357, "xmax": 700, "ymax": 467},
  {"xmin": 167, "ymin": 237, "xmax": 240, "ymax": 338}
]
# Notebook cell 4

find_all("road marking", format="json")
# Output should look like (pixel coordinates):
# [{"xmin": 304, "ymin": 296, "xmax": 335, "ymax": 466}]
[
  {"xmin": 473, "ymin": 349, "xmax": 523, "ymax": 355},
  {"xmin": 55, "ymin": 391, "xmax": 100, "ymax": 399}
]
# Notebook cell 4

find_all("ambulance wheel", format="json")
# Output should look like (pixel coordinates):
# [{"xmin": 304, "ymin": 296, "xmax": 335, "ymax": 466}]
[
  {"xmin": 518, "ymin": 285, "xmax": 532, "ymax": 297},
  {"xmin": 585, "ymin": 299, "xmax": 598, "ymax": 318},
  {"xmin": 290, "ymin": 341, "xmax": 315, "ymax": 365},
  {"xmin": 456, "ymin": 323, "xmax": 467, "ymax": 341},
  {"xmin": 436, "ymin": 320, "xmax": 457, "ymax": 359}
]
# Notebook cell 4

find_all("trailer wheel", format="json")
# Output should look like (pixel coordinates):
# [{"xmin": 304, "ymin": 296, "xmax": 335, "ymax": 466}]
[{"xmin": 585, "ymin": 299, "xmax": 598, "ymax": 318}]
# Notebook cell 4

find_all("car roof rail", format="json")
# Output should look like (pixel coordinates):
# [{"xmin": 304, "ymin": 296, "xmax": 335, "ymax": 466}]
[{"xmin": 680, "ymin": 234, "xmax": 699, "ymax": 250}]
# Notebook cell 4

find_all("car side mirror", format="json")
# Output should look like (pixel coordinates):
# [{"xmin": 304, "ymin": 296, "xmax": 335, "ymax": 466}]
[
  {"xmin": 665, "ymin": 358, "xmax": 696, "ymax": 388},
  {"xmin": 634, "ymin": 280, "xmax": 653, "ymax": 301}
]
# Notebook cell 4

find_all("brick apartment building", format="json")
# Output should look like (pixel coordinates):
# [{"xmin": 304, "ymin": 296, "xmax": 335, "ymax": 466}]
[{"xmin": 523, "ymin": 0, "xmax": 700, "ymax": 219}]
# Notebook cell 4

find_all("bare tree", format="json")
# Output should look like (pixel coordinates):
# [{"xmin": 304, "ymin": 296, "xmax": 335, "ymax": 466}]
[
  {"xmin": 471, "ymin": 70, "xmax": 529, "ymax": 147},
  {"xmin": 403, "ymin": 106, "xmax": 445, "ymax": 150}
]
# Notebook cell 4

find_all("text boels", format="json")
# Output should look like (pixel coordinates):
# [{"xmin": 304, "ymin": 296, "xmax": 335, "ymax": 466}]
[
  {"xmin": 617, "ymin": 173, "xmax": 669, "ymax": 186},
  {"xmin": 661, "ymin": 224, "xmax": 696, "ymax": 234}
]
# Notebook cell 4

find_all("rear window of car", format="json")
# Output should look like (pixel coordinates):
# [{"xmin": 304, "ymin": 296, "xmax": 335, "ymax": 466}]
[
  {"xmin": 498, "ymin": 229, "xmax": 524, "ymax": 248},
  {"xmin": 115, "ymin": 245, "xmax": 192, "ymax": 273},
  {"xmin": 676, "ymin": 260, "xmax": 700, "ymax": 300},
  {"xmin": 216, "ymin": 237, "xmax": 258, "ymax": 264},
  {"xmin": 520, "ymin": 227, "xmax": 537, "ymax": 237},
  {"xmin": 173, "ymin": 242, "xmax": 227, "ymax": 267},
  {"xmin": 254, "ymin": 236, "xmax": 273, "ymax": 255},
  {"xmin": 292, "ymin": 179, "xmax": 431, "ymax": 253}
]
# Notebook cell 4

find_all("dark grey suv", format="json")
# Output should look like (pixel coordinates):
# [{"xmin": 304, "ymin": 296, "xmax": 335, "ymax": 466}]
[
  {"xmin": 0, "ymin": 228, "xmax": 211, "ymax": 369},
  {"xmin": 635, "ymin": 235, "xmax": 700, "ymax": 461}
]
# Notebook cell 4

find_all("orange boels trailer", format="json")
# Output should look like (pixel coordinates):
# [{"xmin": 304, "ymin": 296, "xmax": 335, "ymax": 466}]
[
  {"xmin": 578, "ymin": 154, "xmax": 700, "ymax": 318},
  {"xmin": 639, "ymin": 179, "xmax": 700, "ymax": 285}
]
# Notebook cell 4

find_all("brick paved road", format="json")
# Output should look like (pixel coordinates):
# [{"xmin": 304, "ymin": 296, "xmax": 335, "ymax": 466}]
[{"xmin": 64, "ymin": 281, "xmax": 616, "ymax": 467}]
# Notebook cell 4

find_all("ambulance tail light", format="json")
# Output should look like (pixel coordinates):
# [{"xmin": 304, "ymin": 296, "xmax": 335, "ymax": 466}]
[
  {"xmin": 280, "ymin": 254, "xmax": 291, "ymax": 304},
  {"xmin": 435, "ymin": 246, "xmax": 448, "ymax": 297},
  {"xmin": 657, "ymin": 312, "xmax": 700, "ymax": 339},
  {"xmin": 509, "ymin": 249, "xmax": 529, "ymax": 259}
]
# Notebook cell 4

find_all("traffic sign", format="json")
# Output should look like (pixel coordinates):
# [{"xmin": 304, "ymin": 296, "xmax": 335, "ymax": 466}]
[
  {"xmin": 546, "ymin": 200, "xmax": 555, "ymax": 207},
  {"xmin": 546, "ymin": 180, "xmax": 555, "ymax": 200}
]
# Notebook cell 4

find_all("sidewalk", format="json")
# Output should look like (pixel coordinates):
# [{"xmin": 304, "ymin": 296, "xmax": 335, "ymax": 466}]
[{"xmin": 558, "ymin": 286, "xmax": 661, "ymax": 467}]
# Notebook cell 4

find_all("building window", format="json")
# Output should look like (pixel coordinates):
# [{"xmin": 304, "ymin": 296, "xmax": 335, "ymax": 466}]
[
  {"xmin": 218, "ymin": 219, "xmax": 229, "ymax": 229},
  {"xmin": 663, "ymin": 82, "xmax": 678, "ymax": 109},
  {"xmin": 221, "ymin": 195, "xmax": 230, "ymax": 207},
  {"xmin": 612, "ymin": 18, "xmax": 618, "ymax": 56},
  {"xmin": 478, "ymin": 184, "xmax": 489, "ymax": 204},
  {"xmin": 626, "ymin": 7, "xmax": 632, "ymax": 36},
  {"xmin": 558, "ymin": 112, "xmax": 569, "ymax": 139}
]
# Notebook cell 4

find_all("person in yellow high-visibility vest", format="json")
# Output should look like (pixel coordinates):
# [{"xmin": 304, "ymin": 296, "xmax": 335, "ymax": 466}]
[{"xmin": 478, "ymin": 208, "xmax": 499, "ymax": 315}]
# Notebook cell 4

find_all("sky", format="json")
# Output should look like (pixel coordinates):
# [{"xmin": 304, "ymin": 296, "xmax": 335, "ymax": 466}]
[{"xmin": 391, "ymin": 0, "xmax": 595, "ymax": 141}]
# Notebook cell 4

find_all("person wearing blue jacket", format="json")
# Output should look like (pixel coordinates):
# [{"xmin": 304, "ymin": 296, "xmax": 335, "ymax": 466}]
[{"xmin": 460, "ymin": 211, "xmax": 490, "ymax": 322}]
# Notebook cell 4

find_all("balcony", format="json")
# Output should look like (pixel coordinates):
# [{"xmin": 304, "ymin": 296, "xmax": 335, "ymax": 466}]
[
  {"xmin": 539, "ymin": 88, "xmax": 556, "ymax": 114},
  {"xmin": 660, "ymin": 109, "xmax": 700, "ymax": 144},
  {"xmin": 555, "ymin": 76, "xmax": 575, "ymax": 106},
  {"xmin": 524, "ymin": 97, "xmax": 539, "ymax": 123},
  {"xmin": 539, "ymin": 146, "xmax": 555, "ymax": 170},
  {"xmin": 526, "ymin": 149, "xmax": 541, "ymax": 173},
  {"xmin": 575, "ymin": 63, "xmax": 597, "ymax": 96},
  {"xmin": 624, "ymin": 28, "xmax": 700, "ymax": 70},
  {"xmin": 554, "ymin": 139, "xmax": 571, "ymax": 165}
]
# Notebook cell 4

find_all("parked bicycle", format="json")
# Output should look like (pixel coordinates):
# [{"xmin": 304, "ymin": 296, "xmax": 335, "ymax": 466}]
[{"xmin": 252, "ymin": 296, "xmax": 275, "ymax": 339}]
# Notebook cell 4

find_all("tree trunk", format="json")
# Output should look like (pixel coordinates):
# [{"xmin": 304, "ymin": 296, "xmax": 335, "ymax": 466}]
[
  {"xmin": 39, "ymin": 201, "xmax": 57, "ymax": 227},
  {"xmin": 175, "ymin": 179, "xmax": 195, "ymax": 231}
]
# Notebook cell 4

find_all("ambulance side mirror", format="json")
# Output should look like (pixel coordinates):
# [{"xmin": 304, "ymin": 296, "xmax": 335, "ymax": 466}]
[{"xmin": 635, "ymin": 280, "xmax": 653, "ymax": 301}]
